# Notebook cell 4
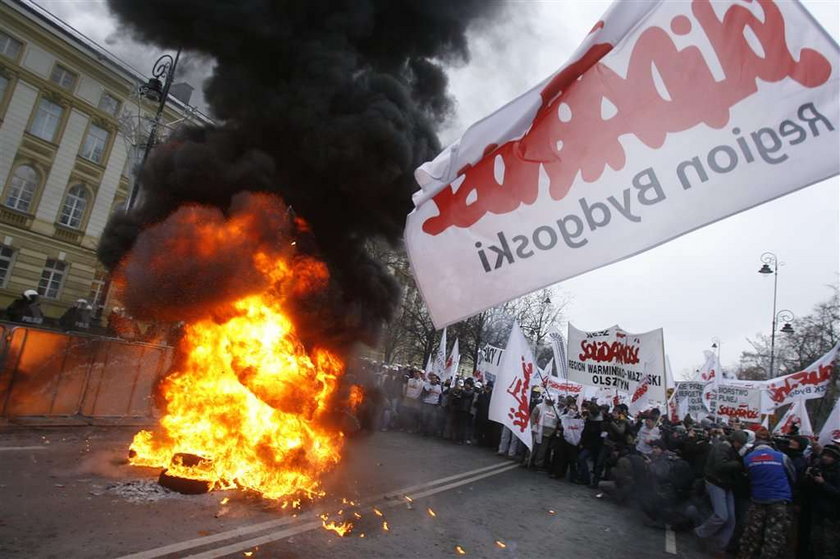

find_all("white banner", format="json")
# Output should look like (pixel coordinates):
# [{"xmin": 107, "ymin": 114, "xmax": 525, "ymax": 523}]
[
  {"xmin": 475, "ymin": 343, "xmax": 504, "ymax": 384},
  {"xmin": 818, "ymin": 399, "xmax": 840, "ymax": 447},
  {"xmin": 773, "ymin": 398, "xmax": 814, "ymax": 437},
  {"xmin": 405, "ymin": 0, "xmax": 840, "ymax": 327},
  {"xmin": 711, "ymin": 383, "xmax": 763, "ymax": 423},
  {"xmin": 445, "ymin": 338, "xmax": 461, "ymax": 382},
  {"xmin": 489, "ymin": 322, "xmax": 535, "ymax": 450},
  {"xmin": 566, "ymin": 324, "xmax": 666, "ymax": 403},
  {"xmin": 431, "ymin": 328, "xmax": 447, "ymax": 378},
  {"xmin": 764, "ymin": 341, "xmax": 840, "ymax": 408},
  {"xmin": 674, "ymin": 381, "xmax": 707, "ymax": 420}
]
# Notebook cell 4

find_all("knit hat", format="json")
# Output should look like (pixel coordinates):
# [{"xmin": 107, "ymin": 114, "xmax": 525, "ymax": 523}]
[
  {"xmin": 823, "ymin": 444, "xmax": 840, "ymax": 461},
  {"xmin": 730, "ymin": 430, "xmax": 749, "ymax": 446},
  {"xmin": 754, "ymin": 427, "xmax": 771, "ymax": 442}
]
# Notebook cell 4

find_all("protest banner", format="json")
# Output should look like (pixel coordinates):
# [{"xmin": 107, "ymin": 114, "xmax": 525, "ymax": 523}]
[
  {"xmin": 489, "ymin": 322, "xmax": 536, "ymax": 450},
  {"xmin": 818, "ymin": 399, "xmax": 840, "ymax": 447},
  {"xmin": 566, "ymin": 324, "xmax": 666, "ymax": 403},
  {"xmin": 773, "ymin": 399, "xmax": 814, "ymax": 437},
  {"xmin": 475, "ymin": 343, "xmax": 504, "ymax": 384},
  {"xmin": 764, "ymin": 341, "xmax": 840, "ymax": 408},
  {"xmin": 674, "ymin": 381, "xmax": 707, "ymax": 420},
  {"xmin": 405, "ymin": 0, "xmax": 840, "ymax": 327},
  {"xmin": 712, "ymin": 383, "xmax": 763, "ymax": 423}
]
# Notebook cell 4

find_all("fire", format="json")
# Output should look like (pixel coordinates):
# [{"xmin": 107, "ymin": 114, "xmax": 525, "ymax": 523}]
[
  {"xmin": 127, "ymin": 205, "xmax": 355, "ymax": 502},
  {"xmin": 321, "ymin": 520, "xmax": 353, "ymax": 537}
]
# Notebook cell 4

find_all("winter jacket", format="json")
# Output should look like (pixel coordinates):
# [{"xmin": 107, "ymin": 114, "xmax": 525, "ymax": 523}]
[
  {"xmin": 704, "ymin": 438, "xmax": 744, "ymax": 490},
  {"xmin": 805, "ymin": 461, "xmax": 840, "ymax": 521},
  {"xmin": 743, "ymin": 444, "xmax": 795, "ymax": 503}
]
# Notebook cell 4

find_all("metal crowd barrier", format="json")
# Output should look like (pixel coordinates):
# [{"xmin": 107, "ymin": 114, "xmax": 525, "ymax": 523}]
[{"xmin": 0, "ymin": 324, "xmax": 173, "ymax": 425}]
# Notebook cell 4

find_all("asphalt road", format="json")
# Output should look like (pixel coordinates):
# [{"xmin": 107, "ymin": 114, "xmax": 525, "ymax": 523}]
[{"xmin": 0, "ymin": 427, "xmax": 711, "ymax": 558}]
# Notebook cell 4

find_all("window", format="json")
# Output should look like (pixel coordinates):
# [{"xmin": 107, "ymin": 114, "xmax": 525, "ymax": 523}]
[
  {"xmin": 29, "ymin": 98, "xmax": 63, "ymax": 142},
  {"xmin": 0, "ymin": 31, "xmax": 22, "ymax": 60},
  {"xmin": 98, "ymin": 92, "xmax": 120, "ymax": 116},
  {"xmin": 37, "ymin": 258, "xmax": 66, "ymax": 299},
  {"xmin": 49, "ymin": 64, "xmax": 77, "ymax": 91},
  {"xmin": 5, "ymin": 165, "xmax": 38, "ymax": 212},
  {"xmin": 0, "ymin": 74, "xmax": 8, "ymax": 102},
  {"xmin": 58, "ymin": 185, "xmax": 88, "ymax": 229},
  {"xmin": 88, "ymin": 270, "xmax": 109, "ymax": 315},
  {"xmin": 0, "ymin": 245, "xmax": 15, "ymax": 287},
  {"xmin": 79, "ymin": 123, "xmax": 109, "ymax": 163}
]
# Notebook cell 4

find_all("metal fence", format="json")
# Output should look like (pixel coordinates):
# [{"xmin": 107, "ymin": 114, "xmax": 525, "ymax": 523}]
[{"xmin": 0, "ymin": 323, "xmax": 173, "ymax": 424}]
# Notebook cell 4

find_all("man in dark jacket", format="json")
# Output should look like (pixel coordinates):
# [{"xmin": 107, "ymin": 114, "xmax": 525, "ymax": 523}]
[
  {"xmin": 576, "ymin": 402, "xmax": 604, "ymax": 486},
  {"xmin": 695, "ymin": 429, "xmax": 747, "ymax": 552},
  {"xmin": 804, "ymin": 443, "xmax": 840, "ymax": 557},
  {"xmin": 59, "ymin": 298, "xmax": 91, "ymax": 331}
]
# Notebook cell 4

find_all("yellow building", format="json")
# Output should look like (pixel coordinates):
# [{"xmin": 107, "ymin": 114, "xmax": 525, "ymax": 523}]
[{"xmin": 0, "ymin": 0, "xmax": 210, "ymax": 321}]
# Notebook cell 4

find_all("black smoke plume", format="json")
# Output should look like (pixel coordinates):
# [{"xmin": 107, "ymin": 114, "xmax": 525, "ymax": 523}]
[{"xmin": 98, "ymin": 0, "xmax": 502, "ymax": 349}]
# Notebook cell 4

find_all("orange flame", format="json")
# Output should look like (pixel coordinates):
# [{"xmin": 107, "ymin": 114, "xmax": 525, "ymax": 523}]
[
  {"xmin": 127, "ymin": 215, "xmax": 353, "ymax": 502},
  {"xmin": 321, "ymin": 520, "xmax": 353, "ymax": 537}
]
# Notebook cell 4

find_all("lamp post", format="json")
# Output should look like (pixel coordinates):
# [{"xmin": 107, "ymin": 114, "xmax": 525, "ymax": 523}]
[
  {"xmin": 127, "ymin": 49, "xmax": 181, "ymax": 209},
  {"xmin": 758, "ymin": 252, "xmax": 796, "ymax": 377}
]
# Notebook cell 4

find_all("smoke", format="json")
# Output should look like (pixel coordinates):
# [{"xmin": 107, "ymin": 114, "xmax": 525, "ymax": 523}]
[{"xmin": 99, "ymin": 0, "xmax": 502, "ymax": 349}]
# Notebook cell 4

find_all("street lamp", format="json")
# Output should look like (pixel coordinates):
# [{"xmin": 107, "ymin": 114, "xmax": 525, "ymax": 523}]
[
  {"xmin": 758, "ymin": 252, "xmax": 795, "ymax": 377},
  {"xmin": 127, "ymin": 49, "xmax": 182, "ymax": 209}
]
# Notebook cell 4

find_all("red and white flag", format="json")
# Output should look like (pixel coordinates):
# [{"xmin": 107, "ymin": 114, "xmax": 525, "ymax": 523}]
[
  {"xmin": 818, "ymin": 398, "xmax": 840, "ymax": 447},
  {"xmin": 773, "ymin": 398, "xmax": 814, "ymax": 437},
  {"xmin": 444, "ymin": 338, "xmax": 461, "ymax": 382},
  {"xmin": 628, "ymin": 371, "xmax": 653, "ymax": 417},
  {"xmin": 764, "ymin": 341, "xmax": 840, "ymax": 409},
  {"xmin": 405, "ymin": 0, "xmax": 840, "ymax": 327},
  {"xmin": 489, "ymin": 321, "xmax": 536, "ymax": 450}
]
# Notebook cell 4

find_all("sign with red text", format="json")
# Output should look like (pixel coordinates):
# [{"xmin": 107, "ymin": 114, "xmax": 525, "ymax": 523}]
[
  {"xmin": 405, "ymin": 0, "xmax": 840, "ymax": 327},
  {"xmin": 764, "ymin": 341, "xmax": 840, "ymax": 408},
  {"xmin": 566, "ymin": 324, "xmax": 666, "ymax": 404},
  {"xmin": 489, "ymin": 322, "xmax": 535, "ymax": 450},
  {"xmin": 773, "ymin": 398, "xmax": 814, "ymax": 437},
  {"xmin": 674, "ymin": 381, "xmax": 708, "ymax": 420},
  {"xmin": 711, "ymin": 383, "xmax": 763, "ymax": 422}
]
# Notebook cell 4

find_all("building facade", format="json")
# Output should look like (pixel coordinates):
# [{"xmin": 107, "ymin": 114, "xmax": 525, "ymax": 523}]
[{"xmin": 0, "ymin": 0, "xmax": 209, "ymax": 321}]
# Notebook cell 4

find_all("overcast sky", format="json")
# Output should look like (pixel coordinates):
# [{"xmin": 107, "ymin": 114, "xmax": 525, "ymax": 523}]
[{"xmin": 36, "ymin": 0, "xmax": 840, "ymax": 379}]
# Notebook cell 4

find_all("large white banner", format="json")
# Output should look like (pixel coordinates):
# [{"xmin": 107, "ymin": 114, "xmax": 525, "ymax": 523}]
[
  {"xmin": 405, "ymin": 0, "xmax": 840, "ymax": 327},
  {"xmin": 764, "ymin": 341, "xmax": 840, "ymax": 408},
  {"xmin": 711, "ymin": 383, "xmax": 763, "ymax": 423},
  {"xmin": 489, "ymin": 322, "xmax": 535, "ymax": 450},
  {"xmin": 566, "ymin": 324, "xmax": 666, "ymax": 403},
  {"xmin": 674, "ymin": 381, "xmax": 708, "ymax": 420}
]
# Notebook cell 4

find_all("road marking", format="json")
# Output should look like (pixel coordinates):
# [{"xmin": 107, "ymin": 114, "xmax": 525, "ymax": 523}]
[
  {"xmin": 0, "ymin": 446, "xmax": 49, "ymax": 451},
  {"xmin": 117, "ymin": 461, "xmax": 513, "ymax": 559},
  {"xmin": 184, "ymin": 463, "xmax": 520, "ymax": 559},
  {"xmin": 665, "ymin": 525, "xmax": 677, "ymax": 554}
]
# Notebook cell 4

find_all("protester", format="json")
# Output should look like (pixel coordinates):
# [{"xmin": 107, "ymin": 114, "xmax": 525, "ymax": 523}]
[
  {"xmin": 420, "ymin": 373, "xmax": 442, "ymax": 436},
  {"xmin": 804, "ymin": 443, "xmax": 840, "ymax": 557},
  {"xmin": 636, "ymin": 414, "xmax": 661, "ymax": 456},
  {"xmin": 694, "ymin": 429, "xmax": 746, "ymax": 553},
  {"xmin": 402, "ymin": 369, "xmax": 424, "ymax": 433},
  {"xmin": 738, "ymin": 427, "xmax": 795, "ymax": 559}
]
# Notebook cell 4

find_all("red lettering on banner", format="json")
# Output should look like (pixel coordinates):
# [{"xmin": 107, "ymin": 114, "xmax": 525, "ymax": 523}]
[
  {"xmin": 506, "ymin": 357, "xmax": 533, "ymax": 432},
  {"xmin": 421, "ymin": 0, "xmax": 832, "ymax": 235},
  {"xmin": 768, "ymin": 363, "xmax": 833, "ymax": 403},
  {"xmin": 578, "ymin": 340, "xmax": 640, "ymax": 365},
  {"xmin": 717, "ymin": 404, "xmax": 760, "ymax": 420}
]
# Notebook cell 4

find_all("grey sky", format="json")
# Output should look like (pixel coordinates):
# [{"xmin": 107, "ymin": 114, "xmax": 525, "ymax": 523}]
[{"xmin": 35, "ymin": 0, "xmax": 840, "ymax": 379}]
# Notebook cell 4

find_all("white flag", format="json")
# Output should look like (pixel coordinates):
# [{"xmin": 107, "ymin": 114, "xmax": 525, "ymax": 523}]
[
  {"xmin": 700, "ymin": 350, "xmax": 722, "ymax": 412},
  {"xmin": 431, "ymin": 327, "xmax": 447, "ymax": 378},
  {"xmin": 548, "ymin": 325, "xmax": 569, "ymax": 380},
  {"xmin": 444, "ymin": 338, "xmax": 461, "ymax": 382},
  {"xmin": 773, "ymin": 399, "xmax": 814, "ymax": 437},
  {"xmin": 489, "ymin": 321, "xmax": 536, "ymax": 450},
  {"xmin": 405, "ymin": 0, "xmax": 839, "ymax": 328},
  {"xmin": 818, "ymin": 399, "xmax": 840, "ymax": 447},
  {"xmin": 424, "ymin": 353, "xmax": 433, "ymax": 376},
  {"xmin": 628, "ymin": 371, "xmax": 653, "ymax": 417}
]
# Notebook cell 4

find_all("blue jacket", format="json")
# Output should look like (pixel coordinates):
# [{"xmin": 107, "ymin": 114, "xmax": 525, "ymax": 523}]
[{"xmin": 743, "ymin": 444, "xmax": 795, "ymax": 503}]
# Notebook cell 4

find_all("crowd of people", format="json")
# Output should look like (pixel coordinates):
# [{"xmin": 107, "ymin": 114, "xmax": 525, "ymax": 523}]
[{"xmin": 363, "ymin": 364, "xmax": 839, "ymax": 558}]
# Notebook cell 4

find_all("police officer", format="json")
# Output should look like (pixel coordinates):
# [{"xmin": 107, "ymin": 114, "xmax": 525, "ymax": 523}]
[{"xmin": 5, "ymin": 289, "xmax": 44, "ymax": 325}]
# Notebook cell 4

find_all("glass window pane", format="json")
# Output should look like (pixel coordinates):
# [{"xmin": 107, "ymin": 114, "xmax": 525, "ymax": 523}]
[
  {"xmin": 38, "ymin": 258, "xmax": 66, "ymax": 299},
  {"xmin": 30, "ymin": 99, "xmax": 63, "ymax": 142},
  {"xmin": 59, "ymin": 185, "xmax": 87, "ymax": 228},
  {"xmin": 0, "ymin": 75, "xmax": 8, "ymax": 100},
  {"xmin": 5, "ymin": 165, "xmax": 38, "ymax": 212},
  {"xmin": 0, "ymin": 245, "xmax": 14, "ymax": 287},
  {"xmin": 98, "ymin": 93, "xmax": 120, "ymax": 116},
  {"xmin": 50, "ymin": 65, "xmax": 77, "ymax": 91},
  {"xmin": 80, "ymin": 124, "xmax": 109, "ymax": 163},
  {"xmin": 0, "ymin": 32, "xmax": 22, "ymax": 59}
]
